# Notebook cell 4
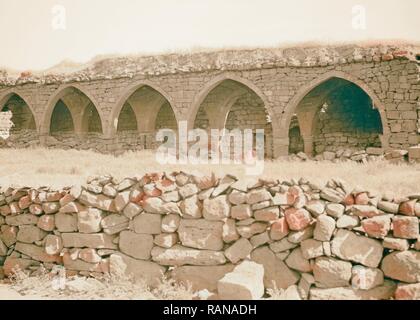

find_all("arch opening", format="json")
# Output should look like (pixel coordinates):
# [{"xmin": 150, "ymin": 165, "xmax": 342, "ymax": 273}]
[
  {"xmin": 290, "ymin": 77, "xmax": 383, "ymax": 156},
  {"xmin": 0, "ymin": 93, "xmax": 37, "ymax": 146},
  {"xmin": 194, "ymin": 79, "xmax": 273, "ymax": 158},
  {"xmin": 115, "ymin": 85, "xmax": 177, "ymax": 150}
]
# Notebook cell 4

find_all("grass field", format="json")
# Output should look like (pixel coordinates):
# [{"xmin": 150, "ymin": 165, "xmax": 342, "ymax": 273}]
[{"xmin": 1, "ymin": 147, "xmax": 420, "ymax": 197}]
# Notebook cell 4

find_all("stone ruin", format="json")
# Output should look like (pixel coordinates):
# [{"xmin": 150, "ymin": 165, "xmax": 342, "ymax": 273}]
[
  {"xmin": 0, "ymin": 44, "xmax": 419, "ymax": 160},
  {"xmin": 0, "ymin": 171, "xmax": 419, "ymax": 300}
]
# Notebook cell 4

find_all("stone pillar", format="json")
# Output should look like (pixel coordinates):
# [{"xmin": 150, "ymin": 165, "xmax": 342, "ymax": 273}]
[{"xmin": 302, "ymin": 135, "xmax": 314, "ymax": 157}]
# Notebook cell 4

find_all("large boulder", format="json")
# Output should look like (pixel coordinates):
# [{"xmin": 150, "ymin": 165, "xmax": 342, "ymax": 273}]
[
  {"xmin": 313, "ymin": 257, "xmax": 352, "ymax": 288},
  {"xmin": 170, "ymin": 265, "xmax": 235, "ymax": 292},
  {"xmin": 118, "ymin": 231, "xmax": 154, "ymax": 260},
  {"xmin": 109, "ymin": 252, "xmax": 166, "ymax": 287},
  {"xmin": 381, "ymin": 250, "xmax": 420, "ymax": 283},
  {"xmin": 217, "ymin": 261, "xmax": 265, "ymax": 300},
  {"xmin": 331, "ymin": 229, "xmax": 383, "ymax": 268},
  {"xmin": 251, "ymin": 246, "xmax": 299, "ymax": 289}
]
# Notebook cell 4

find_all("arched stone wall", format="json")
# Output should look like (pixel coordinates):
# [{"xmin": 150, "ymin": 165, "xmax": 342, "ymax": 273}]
[{"xmin": 282, "ymin": 70, "xmax": 391, "ymax": 156}]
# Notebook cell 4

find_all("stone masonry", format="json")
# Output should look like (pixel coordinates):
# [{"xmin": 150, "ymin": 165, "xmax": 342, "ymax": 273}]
[
  {"xmin": 0, "ymin": 44, "xmax": 419, "ymax": 157},
  {"xmin": 0, "ymin": 171, "xmax": 419, "ymax": 300}
]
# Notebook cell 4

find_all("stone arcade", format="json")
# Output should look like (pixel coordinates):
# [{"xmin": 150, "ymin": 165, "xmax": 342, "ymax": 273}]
[{"xmin": 0, "ymin": 44, "xmax": 419, "ymax": 158}]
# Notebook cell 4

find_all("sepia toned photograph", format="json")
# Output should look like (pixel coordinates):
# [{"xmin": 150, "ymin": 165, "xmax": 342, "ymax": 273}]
[{"xmin": 0, "ymin": 0, "xmax": 419, "ymax": 305}]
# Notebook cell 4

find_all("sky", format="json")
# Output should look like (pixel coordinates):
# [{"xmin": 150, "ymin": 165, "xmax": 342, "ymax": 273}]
[{"xmin": 0, "ymin": 0, "xmax": 419, "ymax": 70}]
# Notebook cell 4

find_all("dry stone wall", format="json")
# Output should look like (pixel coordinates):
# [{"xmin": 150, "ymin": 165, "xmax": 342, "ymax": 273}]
[{"xmin": 0, "ymin": 171, "xmax": 419, "ymax": 300}]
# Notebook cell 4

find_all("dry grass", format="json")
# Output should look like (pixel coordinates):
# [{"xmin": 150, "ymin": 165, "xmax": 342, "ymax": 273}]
[
  {"xmin": 4, "ymin": 266, "xmax": 195, "ymax": 300},
  {"xmin": 0, "ymin": 147, "xmax": 420, "ymax": 197}
]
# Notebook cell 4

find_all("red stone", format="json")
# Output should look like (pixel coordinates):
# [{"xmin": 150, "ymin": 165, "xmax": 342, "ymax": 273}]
[
  {"xmin": 18, "ymin": 195, "xmax": 31, "ymax": 210},
  {"xmin": 343, "ymin": 194, "xmax": 355, "ymax": 206},
  {"xmin": 393, "ymin": 216, "xmax": 419, "ymax": 239},
  {"xmin": 284, "ymin": 208, "xmax": 311, "ymax": 231},
  {"xmin": 0, "ymin": 205, "xmax": 11, "ymax": 216},
  {"xmin": 399, "ymin": 200, "xmax": 416, "ymax": 216},
  {"xmin": 382, "ymin": 54, "xmax": 394, "ymax": 61},
  {"xmin": 361, "ymin": 216, "xmax": 390, "ymax": 239}
]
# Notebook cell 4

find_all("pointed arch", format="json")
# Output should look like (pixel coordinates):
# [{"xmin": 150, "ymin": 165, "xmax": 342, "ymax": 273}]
[
  {"xmin": 109, "ymin": 80, "xmax": 179, "ymax": 137},
  {"xmin": 282, "ymin": 70, "xmax": 389, "ymax": 155},
  {"xmin": 0, "ymin": 90, "xmax": 38, "ymax": 131},
  {"xmin": 41, "ymin": 84, "xmax": 104, "ymax": 136}
]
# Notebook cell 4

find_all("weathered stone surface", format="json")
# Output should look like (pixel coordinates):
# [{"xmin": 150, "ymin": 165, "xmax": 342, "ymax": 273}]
[
  {"xmin": 44, "ymin": 235, "xmax": 63, "ymax": 255},
  {"xmin": 100, "ymin": 214, "xmax": 129, "ymax": 235},
  {"xmin": 254, "ymin": 207, "xmax": 279, "ymax": 221},
  {"xmin": 395, "ymin": 283, "xmax": 420, "ymax": 300},
  {"xmin": 269, "ymin": 238, "xmax": 298, "ymax": 253},
  {"xmin": 325, "ymin": 203, "xmax": 345, "ymax": 218},
  {"xmin": 381, "ymin": 250, "xmax": 420, "ymax": 283},
  {"xmin": 225, "ymin": 238, "xmax": 253, "ymax": 263},
  {"xmin": 228, "ymin": 190, "xmax": 247, "ymax": 205},
  {"xmin": 336, "ymin": 215, "xmax": 359, "ymax": 228},
  {"xmin": 79, "ymin": 191, "xmax": 116, "ymax": 212},
  {"xmin": 118, "ymin": 231, "xmax": 153, "ymax": 260},
  {"xmin": 361, "ymin": 215, "xmax": 391, "ymax": 239},
  {"xmin": 217, "ymin": 261, "xmax": 264, "ymax": 300},
  {"xmin": 36, "ymin": 215, "xmax": 55, "ymax": 231},
  {"xmin": 179, "ymin": 183, "xmax": 199, "ymax": 199},
  {"xmin": 285, "ymin": 248, "xmax": 312, "ymax": 273},
  {"xmin": 377, "ymin": 201, "xmax": 399, "ymax": 214},
  {"xmin": 131, "ymin": 213, "xmax": 161, "ymax": 234},
  {"xmin": 246, "ymin": 189, "xmax": 271, "ymax": 204},
  {"xmin": 392, "ymin": 216, "xmax": 419, "ymax": 239},
  {"xmin": 251, "ymin": 246, "xmax": 299, "ymax": 289},
  {"xmin": 313, "ymin": 257, "xmax": 352, "ymax": 288},
  {"xmin": 284, "ymin": 208, "xmax": 311, "ymax": 231},
  {"xmin": 16, "ymin": 225, "xmax": 47, "ymax": 243},
  {"xmin": 161, "ymin": 214, "xmax": 180, "ymax": 233},
  {"xmin": 331, "ymin": 229, "xmax": 383, "ymax": 268},
  {"xmin": 313, "ymin": 215, "xmax": 335, "ymax": 241},
  {"xmin": 300, "ymin": 239, "xmax": 324, "ymax": 259},
  {"xmin": 382, "ymin": 237, "xmax": 409, "ymax": 251},
  {"xmin": 62, "ymin": 233, "xmax": 117, "ymax": 249},
  {"xmin": 142, "ymin": 197, "xmax": 165, "ymax": 214},
  {"xmin": 231, "ymin": 204, "xmax": 252, "ymax": 220},
  {"xmin": 178, "ymin": 219, "xmax": 223, "ymax": 250},
  {"xmin": 42, "ymin": 202, "xmax": 60, "ymax": 214},
  {"xmin": 55, "ymin": 213, "xmax": 78, "ymax": 232},
  {"xmin": 109, "ymin": 252, "xmax": 166, "ymax": 287},
  {"xmin": 3, "ymin": 257, "xmax": 37, "ymax": 276},
  {"xmin": 203, "ymin": 196, "xmax": 230, "ymax": 220},
  {"xmin": 320, "ymin": 188, "xmax": 343, "ymax": 203},
  {"xmin": 122, "ymin": 202, "xmax": 142, "ymax": 218},
  {"xmin": 179, "ymin": 195, "xmax": 201, "ymax": 218},
  {"xmin": 269, "ymin": 217, "xmax": 289, "ymax": 240},
  {"xmin": 78, "ymin": 248, "xmax": 101, "ymax": 263},
  {"xmin": 305, "ymin": 200, "xmax": 325, "ymax": 217},
  {"xmin": 114, "ymin": 191, "xmax": 130, "ymax": 211},
  {"xmin": 171, "ymin": 265, "xmax": 235, "ymax": 291},
  {"xmin": 309, "ymin": 280, "xmax": 396, "ymax": 300},
  {"xmin": 77, "ymin": 208, "xmax": 103, "ymax": 233},
  {"xmin": 15, "ymin": 242, "xmax": 61, "ymax": 263},
  {"xmin": 0, "ymin": 225, "xmax": 17, "ymax": 247},
  {"xmin": 287, "ymin": 226, "xmax": 314, "ymax": 244},
  {"xmin": 237, "ymin": 222, "xmax": 267, "ymax": 238},
  {"xmin": 250, "ymin": 231, "xmax": 270, "ymax": 248},
  {"xmin": 222, "ymin": 219, "xmax": 239, "ymax": 243},
  {"xmin": 351, "ymin": 265, "xmax": 384, "ymax": 290},
  {"xmin": 5, "ymin": 214, "xmax": 38, "ymax": 226},
  {"xmin": 154, "ymin": 233, "xmax": 178, "ymax": 248},
  {"xmin": 350, "ymin": 205, "xmax": 381, "ymax": 218},
  {"xmin": 151, "ymin": 245, "xmax": 226, "ymax": 266}
]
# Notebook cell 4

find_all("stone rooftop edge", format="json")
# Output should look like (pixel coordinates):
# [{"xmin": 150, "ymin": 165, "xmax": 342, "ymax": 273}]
[{"xmin": 1, "ymin": 43, "xmax": 419, "ymax": 86}]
